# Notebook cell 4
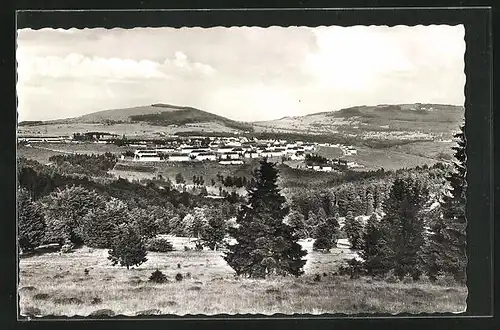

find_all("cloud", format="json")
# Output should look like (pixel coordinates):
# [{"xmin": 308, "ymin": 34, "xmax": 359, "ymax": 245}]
[{"xmin": 17, "ymin": 50, "xmax": 217, "ymax": 85}]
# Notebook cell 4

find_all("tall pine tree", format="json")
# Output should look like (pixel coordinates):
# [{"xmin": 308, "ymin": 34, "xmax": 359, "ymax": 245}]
[
  {"xmin": 431, "ymin": 125, "xmax": 467, "ymax": 283},
  {"xmin": 344, "ymin": 211, "xmax": 363, "ymax": 250},
  {"xmin": 224, "ymin": 159, "xmax": 307, "ymax": 278},
  {"xmin": 379, "ymin": 177, "xmax": 428, "ymax": 280}
]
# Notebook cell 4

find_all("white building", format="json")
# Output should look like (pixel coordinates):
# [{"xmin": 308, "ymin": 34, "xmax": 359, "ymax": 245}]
[
  {"xmin": 219, "ymin": 160, "xmax": 244, "ymax": 165},
  {"xmin": 133, "ymin": 150, "xmax": 161, "ymax": 162},
  {"xmin": 216, "ymin": 146, "xmax": 234, "ymax": 153},
  {"xmin": 290, "ymin": 153, "xmax": 306, "ymax": 161},
  {"xmin": 221, "ymin": 152, "xmax": 241, "ymax": 160},
  {"xmin": 168, "ymin": 153, "xmax": 191, "ymax": 162},
  {"xmin": 195, "ymin": 152, "xmax": 217, "ymax": 161},
  {"xmin": 244, "ymin": 151, "xmax": 260, "ymax": 159}
]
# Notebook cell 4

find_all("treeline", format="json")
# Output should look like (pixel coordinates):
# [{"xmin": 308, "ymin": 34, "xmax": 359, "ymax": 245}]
[
  {"xmin": 18, "ymin": 185, "xmax": 236, "ymax": 269},
  {"xmin": 333, "ymin": 127, "xmax": 467, "ymax": 283},
  {"xmin": 48, "ymin": 153, "xmax": 117, "ymax": 177}
]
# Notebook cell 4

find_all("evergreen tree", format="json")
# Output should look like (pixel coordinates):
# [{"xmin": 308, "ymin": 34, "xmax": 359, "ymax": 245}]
[
  {"xmin": 379, "ymin": 177, "xmax": 429, "ymax": 280},
  {"xmin": 287, "ymin": 210, "xmax": 307, "ymax": 239},
  {"xmin": 18, "ymin": 188, "xmax": 46, "ymax": 253},
  {"xmin": 365, "ymin": 192, "xmax": 375, "ymax": 216},
  {"xmin": 108, "ymin": 223, "xmax": 148, "ymax": 270},
  {"xmin": 359, "ymin": 214, "xmax": 385, "ymax": 276},
  {"xmin": 305, "ymin": 210, "xmax": 318, "ymax": 238},
  {"xmin": 175, "ymin": 173, "xmax": 185, "ymax": 184},
  {"xmin": 316, "ymin": 207, "xmax": 328, "ymax": 226},
  {"xmin": 431, "ymin": 125, "xmax": 467, "ymax": 283},
  {"xmin": 420, "ymin": 205, "xmax": 445, "ymax": 281},
  {"xmin": 343, "ymin": 211, "xmax": 363, "ymax": 250},
  {"xmin": 224, "ymin": 159, "xmax": 307, "ymax": 278}
]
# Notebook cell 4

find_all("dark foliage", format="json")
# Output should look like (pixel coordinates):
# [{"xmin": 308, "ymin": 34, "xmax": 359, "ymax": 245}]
[
  {"xmin": 108, "ymin": 223, "xmax": 148, "ymax": 270},
  {"xmin": 225, "ymin": 159, "xmax": 307, "ymax": 278},
  {"xmin": 18, "ymin": 188, "xmax": 46, "ymax": 252},
  {"xmin": 149, "ymin": 269, "xmax": 168, "ymax": 283},
  {"xmin": 145, "ymin": 237, "xmax": 174, "ymax": 252}
]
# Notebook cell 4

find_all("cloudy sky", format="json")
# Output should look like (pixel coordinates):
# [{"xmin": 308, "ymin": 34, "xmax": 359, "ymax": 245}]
[{"xmin": 17, "ymin": 25, "xmax": 465, "ymax": 122}]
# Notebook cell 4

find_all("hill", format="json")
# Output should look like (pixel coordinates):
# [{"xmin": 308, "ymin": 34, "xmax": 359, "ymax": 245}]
[
  {"xmin": 48, "ymin": 103, "xmax": 253, "ymax": 132},
  {"xmin": 252, "ymin": 103, "xmax": 464, "ymax": 141}
]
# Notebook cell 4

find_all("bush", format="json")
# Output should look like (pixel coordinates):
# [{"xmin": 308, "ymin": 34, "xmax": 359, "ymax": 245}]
[
  {"xmin": 145, "ymin": 238, "xmax": 174, "ymax": 253},
  {"xmin": 89, "ymin": 309, "xmax": 115, "ymax": 317},
  {"xmin": 149, "ymin": 269, "xmax": 168, "ymax": 283},
  {"xmin": 338, "ymin": 258, "xmax": 365, "ymax": 279},
  {"xmin": 175, "ymin": 273, "xmax": 183, "ymax": 281}
]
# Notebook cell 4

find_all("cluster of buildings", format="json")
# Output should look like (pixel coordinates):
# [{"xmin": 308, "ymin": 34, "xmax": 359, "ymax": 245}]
[{"xmin": 131, "ymin": 138, "xmax": 316, "ymax": 163}]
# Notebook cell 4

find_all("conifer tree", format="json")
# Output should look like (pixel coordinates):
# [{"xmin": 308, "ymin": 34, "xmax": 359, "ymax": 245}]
[
  {"xmin": 431, "ymin": 125, "xmax": 467, "ymax": 283},
  {"xmin": 287, "ymin": 210, "xmax": 307, "ymax": 239},
  {"xmin": 365, "ymin": 192, "xmax": 375, "ymax": 216},
  {"xmin": 420, "ymin": 205, "xmax": 445, "ymax": 281},
  {"xmin": 313, "ymin": 213, "xmax": 340, "ymax": 252},
  {"xmin": 379, "ymin": 177, "xmax": 428, "ymax": 280},
  {"xmin": 359, "ymin": 214, "xmax": 385, "ymax": 276},
  {"xmin": 224, "ymin": 159, "xmax": 307, "ymax": 278},
  {"xmin": 343, "ymin": 211, "xmax": 363, "ymax": 250},
  {"xmin": 306, "ymin": 210, "xmax": 318, "ymax": 238},
  {"xmin": 18, "ymin": 188, "xmax": 46, "ymax": 253}
]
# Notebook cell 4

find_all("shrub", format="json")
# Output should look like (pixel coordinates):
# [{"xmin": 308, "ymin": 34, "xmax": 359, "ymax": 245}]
[
  {"xmin": 90, "ymin": 297, "xmax": 102, "ymax": 305},
  {"xmin": 149, "ymin": 269, "xmax": 168, "ymax": 283},
  {"xmin": 23, "ymin": 306, "xmax": 41, "ymax": 317},
  {"xmin": 145, "ymin": 238, "xmax": 174, "ymax": 253},
  {"xmin": 89, "ymin": 309, "xmax": 115, "ymax": 317},
  {"xmin": 175, "ymin": 273, "xmax": 183, "ymax": 281},
  {"xmin": 338, "ymin": 258, "xmax": 365, "ymax": 279},
  {"xmin": 136, "ymin": 309, "xmax": 161, "ymax": 316}
]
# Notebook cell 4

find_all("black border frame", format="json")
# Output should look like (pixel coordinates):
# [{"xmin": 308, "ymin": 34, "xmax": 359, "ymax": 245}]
[{"xmin": 1, "ymin": 3, "xmax": 495, "ymax": 330}]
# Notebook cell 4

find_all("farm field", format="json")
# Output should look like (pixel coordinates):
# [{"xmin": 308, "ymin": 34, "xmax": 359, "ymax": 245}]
[
  {"xmin": 18, "ymin": 237, "xmax": 466, "ymax": 316},
  {"xmin": 340, "ymin": 146, "xmax": 442, "ymax": 171}
]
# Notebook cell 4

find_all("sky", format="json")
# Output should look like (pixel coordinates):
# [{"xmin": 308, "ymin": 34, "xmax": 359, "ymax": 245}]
[{"xmin": 17, "ymin": 25, "xmax": 465, "ymax": 122}]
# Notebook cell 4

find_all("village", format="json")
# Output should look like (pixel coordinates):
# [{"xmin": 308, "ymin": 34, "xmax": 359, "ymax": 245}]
[{"xmin": 18, "ymin": 132, "xmax": 363, "ymax": 171}]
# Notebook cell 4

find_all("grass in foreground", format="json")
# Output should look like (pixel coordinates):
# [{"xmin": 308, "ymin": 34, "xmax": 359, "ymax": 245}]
[{"xmin": 19, "ymin": 244, "xmax": 467, "ymax": 317}]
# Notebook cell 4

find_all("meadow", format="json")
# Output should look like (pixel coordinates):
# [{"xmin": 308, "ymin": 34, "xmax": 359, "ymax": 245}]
[{"xmin": 18, "ymin": 238, "xmax": 467, "ymax": 317}]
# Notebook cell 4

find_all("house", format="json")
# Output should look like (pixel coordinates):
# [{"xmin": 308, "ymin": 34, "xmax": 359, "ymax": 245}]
[
  {"xmin": 232, "ymin": 147, "xmax": 245, "ymax": 155},
  {"xmin": 244, "ymin": 151, "xmax": 260, "ymax": 159},
  {"xmin": 189, "ymin": 148, "xmax": 211, "ymax": 157},
  {"xmin": 219, "ymin": 160, "xmax": 244, "ymax": 165},
  {"xmin": 167, "ymin": 153, "xmax": 191, "ymax": 162},
  {"xmin": 216, "ymin": 145, "xmax": 234, "ymax": 153},
  {"xmin": 221, "ymin": 152, "xmax": 241, "ymax": 160},
  {"xmin": 133, "ymin": 150, "xmax": 161, "ymax": 162},
  {"xmin": 321, "ymin": 166, "xmax": 333, "ymax": 172},
  {"xmin": 155, "ymin": 148, "xmax": 176, "ymax": 154},
  {"xmin": 195, "ymin": 152, "xmax": 217, "ymax": 161},
  {"xmin": 290, "ymin": 152, "xmax": 305, "ymax": 161}
]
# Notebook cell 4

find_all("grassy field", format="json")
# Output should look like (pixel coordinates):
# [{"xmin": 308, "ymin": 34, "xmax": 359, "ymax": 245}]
[{"xmin": 19, "ymin": 238, "xmax": 466, "ymax": 317}]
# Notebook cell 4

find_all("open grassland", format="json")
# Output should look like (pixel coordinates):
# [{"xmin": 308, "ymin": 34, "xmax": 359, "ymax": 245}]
[
  {"xmin": 340, "ymin": 146, "xmax": 442, "ymax": 171},
  {"xmin": 19, "ymin": 238, "xmax": 466, "ymax": 317}
]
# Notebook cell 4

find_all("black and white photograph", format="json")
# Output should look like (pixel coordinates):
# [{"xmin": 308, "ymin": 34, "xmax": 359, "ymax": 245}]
[{"xmin": 16, "ymin": 21, "xmax": 468, "ymax": 317}]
